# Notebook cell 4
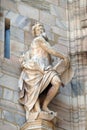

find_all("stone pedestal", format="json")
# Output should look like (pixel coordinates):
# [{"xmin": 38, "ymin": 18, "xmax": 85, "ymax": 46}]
[{"xmin": 20, "ymin": 119, "xmax": 55, "ymax": 130}]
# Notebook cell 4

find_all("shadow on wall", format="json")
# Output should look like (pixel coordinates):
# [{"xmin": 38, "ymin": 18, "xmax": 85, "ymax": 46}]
[{"xmin": 71, "ymin": 78, "xmax": 84, "ymax": 97}]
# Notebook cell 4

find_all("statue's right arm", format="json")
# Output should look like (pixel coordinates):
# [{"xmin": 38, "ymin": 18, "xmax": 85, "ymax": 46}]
[{"xmin": 37, "ymin": 37, "xmax": 65, "ymax": 59}]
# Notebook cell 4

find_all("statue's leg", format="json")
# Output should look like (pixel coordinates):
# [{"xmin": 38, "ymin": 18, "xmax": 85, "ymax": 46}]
[
  {"xmin": 34, "ymin": 99, "xmax": 41, "ymax": 112},
  {"xmin": 42, "ymin": 75, "xmax": 61, "ymax": 113}
]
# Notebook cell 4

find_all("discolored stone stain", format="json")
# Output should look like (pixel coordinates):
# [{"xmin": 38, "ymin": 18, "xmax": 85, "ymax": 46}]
[{"xmin": 71, "ymin": 79, "xmax": 84, "ymax": 96}]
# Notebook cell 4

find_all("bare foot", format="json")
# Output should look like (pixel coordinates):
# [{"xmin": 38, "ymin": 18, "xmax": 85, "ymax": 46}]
[{"xmin": 42, "ymin": 106, "xmax": 54, "ymax": 114}]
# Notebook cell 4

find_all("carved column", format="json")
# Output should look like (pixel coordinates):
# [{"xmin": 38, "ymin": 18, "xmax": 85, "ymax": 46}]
[{"xmin": 20, "ymin": 119, "xmax": 55, "ymax": 130}]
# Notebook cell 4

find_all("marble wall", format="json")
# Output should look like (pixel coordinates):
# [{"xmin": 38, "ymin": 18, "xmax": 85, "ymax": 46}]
[{"xmin": 0, "ymin": 0, "xmax": 87, "ymax": 130}]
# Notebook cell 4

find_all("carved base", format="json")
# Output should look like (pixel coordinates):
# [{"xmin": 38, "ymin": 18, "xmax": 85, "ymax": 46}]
[
  {"xmin": 20, "ymin": 119, "xmax": 55, "ymax": 130},
  {"xmin": 26, "ymin": 111, "xmax": 57, "ymax": 122}
]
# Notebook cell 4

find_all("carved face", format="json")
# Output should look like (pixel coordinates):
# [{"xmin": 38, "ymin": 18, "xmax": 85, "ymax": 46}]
[{"xmin": 32, "ymin": 23, "xmax": 45, "ymax": 37}]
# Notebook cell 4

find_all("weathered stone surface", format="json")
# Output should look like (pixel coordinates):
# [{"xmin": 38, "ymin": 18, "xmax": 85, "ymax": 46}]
[
  {"xmin": 24, "ymin": 31, "xmax": 33, "ymax": 45},
  {"xmin": 1, "ymin": 0, "xmax": 17, "ymax": 13},
  {"xmin": 0, "ymin": 41, "xmax": 4, "ymax": 56},
  {"xmin": 44, "ymin": 24, "xmax": 51, "ymax": 32},
  {"xmin": 2, "ymin": 110, "xmax": 15, "ymax": 123},
  {"xmin": 5, "ymin": 10, "xmax": 18, "ymax": 21},
  {"xmin": 0, "ymin": 86, "xmax": 3, "ymax": 98},
  {"xmin": 0, "ymin": 72, "xmax": 18, "ymax": 90},
  {"xmin": 11, "ymin": 40, "xmax": 25, "ymax": 56},
  {"xmin": 58, "ymin": 37, "xmax": 69, "ymax": 47},
  {"xmin": 3, "ymin": 88, "xmax": 13, "ymax": 101},
  {"xmin": 40, "ymin": 11, "xmax": 56, "ymax": 26},
  {"xmin": 52, "ymin": 43, "xmax": 68, "ymax": 56},
  {"xmin": 50, "ymin": 5, "xmax": 68, "ymax": 20},
  {"xmin": 13, "ymin": 91, "xmax": 19, "ymax": 103},
  {"xmin": 56, "ymin": 19, "xmax": 68, "ymax": 31},
  {"xmin": 56, "ymin": 93, "xmax": 71, "ymax": 107},
  {"xmin": 15, "ymin": 114, "xmax": 25, "ymax": 126},
  {"xmin": 52, "ymin": 26, "xmax": 67, "ymax": 38},
  {"xmin": 11, "ymin": 26, "xmax": 24, "ymax": 43},
  {"xmin": 0, "ymin": 109, "xmax": 2, "ymax": 119},
  {"xmin": 14, "ymin": 15, "xmax": 30, "ymax": 29},
  {"xmin": 58, "ymin": 0, "xmax": 67, "ymax": 8},
  {"xmin": 0, "ymin": 99, "xmax": 17, "ymax": 111},
  {"xmin": 17, "ymin": 2, "xmax": 39, "ymax": 20},
  {"xmin": 21, "ymin": 0, "xmax": 50, "ymax": 12},
  {"xmin": 45, "ymin": 0, "xmax": 58, "ymax": 5},
  {"xmin": 21, "ymin": 119, "xmax": 54, "ymax": 130},
  {"xmin": 0, "ymin": 99, "xmax": 25, "ymax": 116},
  {"xmin": 0, "ymin": 22, "xmax": 4, "ymax": 42},
  {"xmin": 0, "ymin": 121, "xmax": 18, "ymax": 130},
  {"xmin": 5, "ymin": 10, "xmax": 31, "ymax": 31},
  {"xmin": 16, "ymin": 104, "xmax": 25, "ymax": 113},
  {"xmin": 1, "ymin": 56, "xmax": 21, "ymax": 76}
]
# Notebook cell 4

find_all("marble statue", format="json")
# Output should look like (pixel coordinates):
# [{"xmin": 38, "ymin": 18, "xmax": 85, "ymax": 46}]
[{"xmin": 18, "ymin": 23, "xmax": 74, "ymax": 121}]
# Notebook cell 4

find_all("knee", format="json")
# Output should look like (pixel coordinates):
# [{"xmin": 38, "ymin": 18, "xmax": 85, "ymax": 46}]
[{"xmin": 51, "ymin": 76, "xmax": 61, "ymax": 88}]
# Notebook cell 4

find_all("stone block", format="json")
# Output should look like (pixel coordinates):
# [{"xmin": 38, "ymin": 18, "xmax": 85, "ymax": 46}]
[
  {"xmin": 78, "ymin": 95, "xmax": 85, "ymax": 108},
  {"xmin": 50, "ymin": 5, "xmax": 68, "ymax": 20},
  {"xmin": 11, "ymin": 26, "xmax": 24, "ymax": 43},
  {"xmin": 79, "ymin": 0, "xmax": 87, "ymax": 7},
  {"xmin": 21, "ymin": 119, "xmax": 54, "ymax": 130},
  {"xmin": 2, "ymin": 110, "xmax": 15, "ymax": 123},
  {"xmin": 21, "ymin": 0, "xmax": 50, "ymax": 12},
  {"xmin": 56, "ymin": 93, "xmax": 71, "ymax": 106},
  {"xmin": 0, "ymin": 41, "xmax": 4, "ymax": 56},
  {"xmin": 58, "ymin": 37, "xmax": 69, "ymax": 48},
  {"xmin": 52, "ymin": 26, "xmax": 67, "ymax": 38},
  {"xmin": 0, "ymin": 121, "xmax": 18, "ymax": 130},
  {"xmin": 44, "ymin": 24, "xmax": 51, "ymax": 32},
  {"xmin": 24, "ymin": 31, "xmax": 33, "ymax": 45},
  {"xmin": 11, "ymin": 40, "xmax": 25, "ymax": 56},
  {"xmin": 5, "ymin": 10, "xmax": 18, "ymax": 22},
  {"xmin": 5, "ymin": 11, "xmax": 31, "ymax": 31},
  {"xmin": 13, "ymin": 91, "xmax": 19, "ymax": 103},
  {"xmin": 1, "ymin": 56, "xmax": 21, "ymax": 76},
  {"xmin": 0, "ymin": 99, "xmax": 25, "ymax": 116},
  {"xmin": 0, "ymin": 72, "xmax": 18, "ymax": 91},
  {"xmin": 16, "ymin": 104, "xmax": 25, "ymax": 114},
  {"xmin": 60, "ymin": 82, "xmax": 71, "ymax": 96},
  {"xmin": 0, "ymin": 99, "xmax": 17, "ymax": 112},
  {"xmin": 3, "ymin": 88, "xmax": 13, "ymax": 101},
  {"xmin": 0, "ymin": 86, "xmax": 3, "ymax": 98},
  {"xmin": 0, "ymin": 22, "xmax": 4, "ymax": 42},
  {"xmin": 0, "ymin": 109, "xmax": 2, "ymax": 119},
  {"xmin": 52, "ymin": 43, "xmax": 68, "ymax": 55},
  {"xmin": 13, "ymin": 15, "xmax": 30, "ymax": 30},
  {"xmin": 1, "ymin": 0, "xmax": 17, "ymax": 13},
  {"xmin": 17, "ymin": 2, "xmax": 39, "ymax": 20},
  {"xmin": 56, "ymin": 18, "xmax": 68, "ymax": 31},
  {"xmin": 58, "ymin": 0, "xmax": 67, "ymax": 8},
  {"xmin": 40, "ymin": 11, "xmax": 56, "ymax": 26},
  {"xmin": 45, "ymin": 0, "xmax": 58, "ymax": 5},
  {"xmin": 46, "ymin": 31, "xmax": 54, "ymax": 41},
  {"xmin": 15, "ymin": 114, "xmax": 25, "ymax": 126}
]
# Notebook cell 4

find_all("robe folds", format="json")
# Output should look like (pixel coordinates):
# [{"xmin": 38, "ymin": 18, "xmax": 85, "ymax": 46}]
[{"xmin": 19, "ymin": 59, "xmax": 74, "ymax": 111}]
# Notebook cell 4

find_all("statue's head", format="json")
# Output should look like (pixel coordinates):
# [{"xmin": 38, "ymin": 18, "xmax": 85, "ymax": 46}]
[
  {"xmin": 32, "ymin": 23, "xmax": 45, "ymax": 37},
  {"xmin": 32, "ymin": 22, "xmax": 48, "ymax": 41}
]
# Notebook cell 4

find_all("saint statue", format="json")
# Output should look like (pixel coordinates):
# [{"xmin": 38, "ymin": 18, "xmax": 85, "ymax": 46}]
[{"xmin": 18, "ymin": 23, "xmax": 74, "ymax": 120}]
